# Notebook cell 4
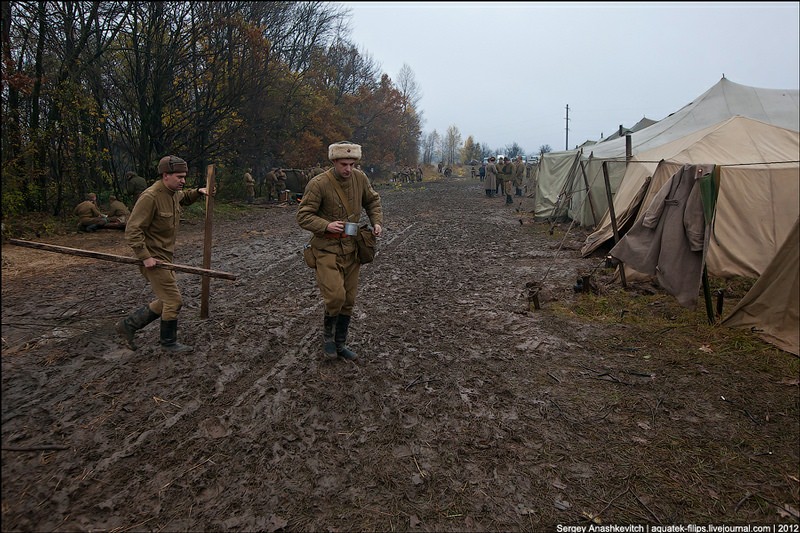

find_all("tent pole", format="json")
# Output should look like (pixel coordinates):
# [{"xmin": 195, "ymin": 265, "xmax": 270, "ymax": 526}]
[
  {"xmin": 579, "ymin": 160, "xmax": 599, "ymax": 226},
  {"xmin": 603, "ymin": 161, "xmax": 626, "ymax": 287}
]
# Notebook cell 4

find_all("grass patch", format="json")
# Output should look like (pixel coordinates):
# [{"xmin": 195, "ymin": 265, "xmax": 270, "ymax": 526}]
[{"xmin": 550, "ymin": 281, "xmax": 798, "ymax": 372}]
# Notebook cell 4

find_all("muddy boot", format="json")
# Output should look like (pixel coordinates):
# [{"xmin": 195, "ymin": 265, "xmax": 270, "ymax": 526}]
[
  {"xmin": 506, "ymin": 194, "xmax": 513, "ymax": 205},
  {"xmin": 335, "ymin": 314, "xmax": 357, "ymax": 361},
  {"xmin": 115, "ymin": 305, "xmax": 159, "ymax": 350},
  {"xmin": 159, "ymin": 319, "xmax": 194, "ymax": 353},
  {"xmin": 323, "ymin": 314, "xmax": 337, "ymax": 358}
]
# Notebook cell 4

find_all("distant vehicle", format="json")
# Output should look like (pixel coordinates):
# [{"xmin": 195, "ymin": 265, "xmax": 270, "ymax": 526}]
[
  {"xmin": 467, "ymin": 159, "xmax": 480, "ymax": 166},
  {"xmin": 526, "ymin": 155, "xmax": 539, "ymax": 165}
]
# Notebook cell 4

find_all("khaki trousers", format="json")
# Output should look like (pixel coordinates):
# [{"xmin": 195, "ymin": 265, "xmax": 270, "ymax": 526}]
[
  {"xmin": 140, "ymin": 266, "xmax": 183, "ymax": 320},
  {"xmin": 314, "ymin": 249, "xmax": 360, "ymax": 316}
]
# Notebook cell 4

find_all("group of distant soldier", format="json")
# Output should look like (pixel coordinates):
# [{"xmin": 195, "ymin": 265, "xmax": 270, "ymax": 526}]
[
  {"xmin": 482, "ymin": 155, "xmax": 526, "ymax": 204},
  {"xmin": 243, "ymin": 163, "xmax": 335, "ymax": 203},
  {"xmin": 72, "ymin": 170, "xmax": 153, "ymax": 232},
  {"xmin": 390, "ymin": 165, "xmax": 423, "ymax": 183}
]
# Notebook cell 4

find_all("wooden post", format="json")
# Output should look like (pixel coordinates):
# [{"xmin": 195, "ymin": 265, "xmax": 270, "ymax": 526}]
[
  {"xmin": 603, "ymin": 161, "xmax": 626, "ymax": 287},
  {"xmin": 200, "ymin": 164, "xmax": 216, "ymax": 319},
  {"xmin": 579, "ymin": 160, "xmax": 598, "ymax": 226}
]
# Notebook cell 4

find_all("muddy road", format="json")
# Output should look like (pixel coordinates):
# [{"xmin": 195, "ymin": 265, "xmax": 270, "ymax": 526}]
[{"xmin": 2, "ymin": 176, "xmax": 798, "ymax": 531}]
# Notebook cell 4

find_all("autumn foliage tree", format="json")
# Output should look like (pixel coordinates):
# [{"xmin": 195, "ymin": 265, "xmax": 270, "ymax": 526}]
[{"xmin": 1, "ymin": 1, "xmax": 423, "ymax": 219}]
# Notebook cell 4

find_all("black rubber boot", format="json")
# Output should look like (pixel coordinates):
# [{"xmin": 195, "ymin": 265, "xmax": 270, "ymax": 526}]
[
  {"xmin": 506, "ymin": 194, "xmax": 513, "ymax": 205},
  {"xmin": 323, "ymin": 314, "xmax": 337, "ymax": 358},
  {"xmin": 159, "ymin": 319, "xmax": 194, "ymax": 353},
  {"xmin": 335, "ymin": 315, "xmax": 357, "ymax": 360},
  {"xmin": 116, "ymin": 305, "xmax": 159, "ymax": 350}
]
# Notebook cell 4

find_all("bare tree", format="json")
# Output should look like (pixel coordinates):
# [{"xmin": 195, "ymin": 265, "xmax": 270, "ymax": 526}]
[
  {"xmin": 422, "ymin": 130, "xmax": 440, "ymax": 165},
  {"xmin": 443, "ymin": 125, "xmax": 462, "ymax": 166}
]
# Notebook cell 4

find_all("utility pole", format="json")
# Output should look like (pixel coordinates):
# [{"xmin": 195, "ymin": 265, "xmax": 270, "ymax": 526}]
[{"xmin": 565, "ymin": 104, "xmax": 570, "ymax": 150}]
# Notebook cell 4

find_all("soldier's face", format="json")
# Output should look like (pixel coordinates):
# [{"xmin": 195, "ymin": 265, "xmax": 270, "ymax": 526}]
[
  {"xmin": 163, "ymin": 172, "xmax": 187, "ymax": 191},
  {"xmin": 333, "ymin": 159, "xmax": 357, "ymax": 179}
]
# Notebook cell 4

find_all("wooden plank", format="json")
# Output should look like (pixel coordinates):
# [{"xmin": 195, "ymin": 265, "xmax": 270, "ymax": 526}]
[{"xmin": 5, "ymin": 238, "xmax": 237, "ymax": 280}]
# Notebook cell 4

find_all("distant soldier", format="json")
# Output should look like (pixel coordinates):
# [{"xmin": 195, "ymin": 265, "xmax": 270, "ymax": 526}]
[
  {"xmin": 513, "ymin": 156, "xmax": 525, "ymax": 197},
  {"xmin": 484, "ymin": 157, "xmax": 498, "ymax": 198},
  {"xmin": 106, "ymin": 195, "xmax": 130, "ymax": 229},
  {"xmin": 125, "ymin": 171, "xmax": 148, "ymax": 206},
  {"xmin": 243, "ymin": 168, "xmax": 256, "ymax": 203},
  {"xmin": 275, "ymin": 168, "xmax": 287, "ymax": 199},
  {"xmin": 74, "ymin": 192, "xmax": 108, "ymax": 233},
  {"xmin": 310, "ymin": 163, "xmax": 324, "ymax": 178},
  {"xmin": 500, "ymin": 157, "xmax": 514, "ymax": 204},
  {"xmin": 264, "ymin": 168, "xmax": 278, "ymax": 201}
]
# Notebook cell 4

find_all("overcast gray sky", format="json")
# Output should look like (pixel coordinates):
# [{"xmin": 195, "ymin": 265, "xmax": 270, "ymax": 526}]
[{"xmin": 339, "ymin": 1, "xmax": 800, "ymax": 155}]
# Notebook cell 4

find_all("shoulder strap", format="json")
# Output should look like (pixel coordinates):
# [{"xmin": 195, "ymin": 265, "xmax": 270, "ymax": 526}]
[{"xmin": 325, "ymin": 172, "xmax": 354, "ymax": 219}]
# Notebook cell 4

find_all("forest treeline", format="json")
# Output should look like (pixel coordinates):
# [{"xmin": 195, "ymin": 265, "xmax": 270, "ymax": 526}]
[{"xmin": 1, "ymin": 1, "xmax": 432, "ymax": 217}]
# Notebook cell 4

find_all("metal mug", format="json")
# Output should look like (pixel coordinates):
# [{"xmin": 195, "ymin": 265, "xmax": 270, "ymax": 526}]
[{"xmin": 343, "ymin": 222, "xmax": 359, "ymax": 236}]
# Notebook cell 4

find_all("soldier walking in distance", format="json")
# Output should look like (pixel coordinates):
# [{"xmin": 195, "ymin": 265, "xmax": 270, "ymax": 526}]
[{"xmin": 297, "ymin": 141, "xmax": 383, "ymax": 361}]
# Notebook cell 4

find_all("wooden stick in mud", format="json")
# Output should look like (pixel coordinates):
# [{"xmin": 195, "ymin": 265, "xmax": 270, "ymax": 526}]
[
  {"xmin": 200, "ymin": 164, "xmax": 216, "ymax": 318},
  {"xmin": 5, "ymin": 238, "xmax": 237, "ymax": 281}
]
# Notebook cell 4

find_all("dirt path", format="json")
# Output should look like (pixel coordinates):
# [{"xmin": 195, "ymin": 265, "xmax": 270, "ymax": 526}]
[{"xmin": 2, "ymin": 176, "xmax": 798, "ymax": 531}]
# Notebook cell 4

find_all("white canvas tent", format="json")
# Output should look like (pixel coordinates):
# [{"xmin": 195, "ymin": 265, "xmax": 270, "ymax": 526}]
[{"xmin": 531, "ymin": 77, "xmax": 800, "ymax": 227}]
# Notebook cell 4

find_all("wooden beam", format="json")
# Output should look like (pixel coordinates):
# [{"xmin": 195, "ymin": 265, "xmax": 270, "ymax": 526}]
[{"xmin": 5, "ymin": 238, "xmax": 237, "ymax": 280}]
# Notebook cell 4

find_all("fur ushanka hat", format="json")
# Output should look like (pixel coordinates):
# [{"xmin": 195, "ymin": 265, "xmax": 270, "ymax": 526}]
[{"xmin": 328, "ymin": 141, "xmax": 362, "ymax": 162}]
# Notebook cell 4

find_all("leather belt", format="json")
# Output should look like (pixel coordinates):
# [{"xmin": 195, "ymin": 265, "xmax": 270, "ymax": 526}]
[{"xmin": 323, "ymin": 232, "xmax": 350, "ymax": 239}]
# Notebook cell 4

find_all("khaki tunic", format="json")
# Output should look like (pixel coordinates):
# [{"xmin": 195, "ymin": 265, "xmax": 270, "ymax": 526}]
[
  {"xmin": 512, "ymin": 161, "xmax": 525, "ymax": 188},
  {"xmin": 297, "ymin": 168, "xmax": 383, "ymax": 315},
  {"xmin": 244, "ymin": 172, "xmax": 255, "ymax": 199},
  {"xmin": 126, "ymin": 175, "xmax": 148, "ymax": 204},
  {"xmin": 125, "ymin": 181, "xmax": 203, "ymax": 320},
  {"xmin": 264, "ymin": 171, "xmax": 278, "ymax": 199},
  {"xmin": 500, "ymin": 162, "xmax": 514, "ymax": 195},
  {"xmin": 74, "ymin": 200, "xmax": 104, "ymax": 224},
  {"xmin": 108, "ymin": 199, "xmax": 130, "ymax": 218},
  {"xmin": 108, "ymin": 199, "xmax": 130, "ymax": 224}
]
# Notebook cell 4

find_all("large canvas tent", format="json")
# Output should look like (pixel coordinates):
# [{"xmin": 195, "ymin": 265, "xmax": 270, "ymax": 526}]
[
  {"xmin": 530, "ymin": 77, "xmax": 800, "ymax": 228},
  {"xmin": 590, "ymin": 117, "xmax": 799, "ymax": 354},
  {"xmin": 581, "ymin": 116, "xmax": 800, "ymax": 275},
  {"xmin": 721, "ymin": 218, "xmax": 799, "ymax": 355}
]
